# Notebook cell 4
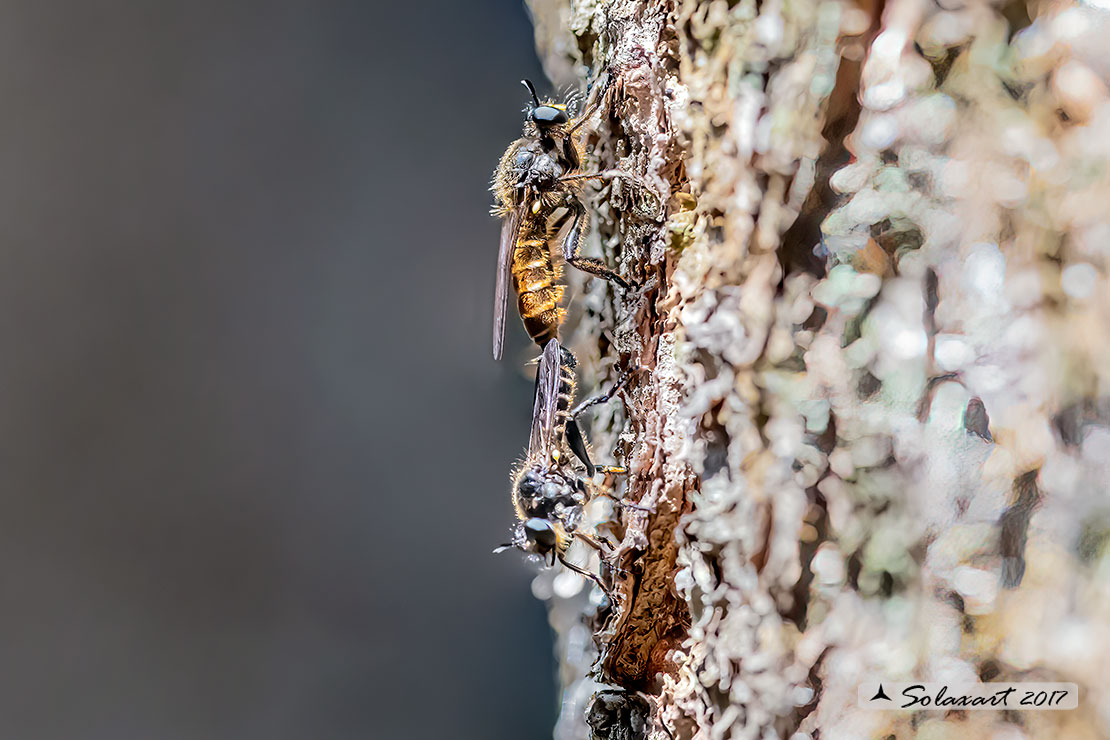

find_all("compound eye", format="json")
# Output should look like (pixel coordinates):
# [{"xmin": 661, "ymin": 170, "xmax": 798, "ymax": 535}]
[
  {"xmin": 531, "ymin": 106, "xmax": 569, "ymax": 126},
  {"xmin": 524, "ymin": 518, "xmax": 558, "ymax": 552}
]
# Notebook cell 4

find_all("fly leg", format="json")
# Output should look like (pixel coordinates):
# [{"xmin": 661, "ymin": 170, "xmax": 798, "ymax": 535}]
[
  {"xmin": 559, "ymin": 170, "xmax": 663, "ymax": 219},
  {"xmin": 598, "ymin": 493, "xmax": 654, "ymax": 514},
  {"xmin": 574, "ymin": 530, "xmax": 614, "ymax": 553},
  {"xmin": 570, "ymin": 364, "xmax": 639, "ymax": 421},
  {"xmin": 557, "ymin": 170, "xmax": 641, "ymax": 186},
  {"xmin": 564, "ymin": 365, "xmax": 640, "ymax": 475},
  {"xmin": 559, "ymin": 199, "xmax": 630, "ymax": 290},
  {"xmin": 558, "ymin": 170, "xmax": 659, "ymax": 200},
  {"xmin": 588, "ymin": 466, "xmax": 643, "ymax": 555},
  {"xmin": 575, "ymin": 502, "xmax": 637, "ymax": 588},
  {"xmin": 571, "ymin": 531, "xmax": 636, "ymax": 600},
  {"xmin": 557, "ymin": 552, "xmax": 613, "ymax": 602},
  {"xmin": 567, "ymin": 70, "xmax": 614, "ymax": 134},
  {"xmin": 594, "ymin": 467, "xmax": 654, "ymax": 513}
]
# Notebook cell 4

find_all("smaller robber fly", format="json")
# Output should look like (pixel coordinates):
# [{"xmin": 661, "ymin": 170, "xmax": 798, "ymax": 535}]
[
  {"xmin": 491, "ymin": 78, "xmax": 630, "ymax": 361},
  {"xmin": 495, "ymin": 339, "xmax": 636, "ymax": 596}
]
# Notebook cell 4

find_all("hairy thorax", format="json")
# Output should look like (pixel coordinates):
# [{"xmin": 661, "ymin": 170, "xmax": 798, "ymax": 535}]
[{"xmin": 512, "ymin": 465, "xmax": 586, "ymax": 527}]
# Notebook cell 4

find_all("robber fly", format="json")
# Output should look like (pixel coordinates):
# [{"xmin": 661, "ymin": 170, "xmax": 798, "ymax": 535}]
[
  {"xmin": 496, "ymin": 339, "xmax": 635, "ymax": 595},
  {"xmin": 490, "ymin": 78, "xmax": 630, "ymax": 361}
]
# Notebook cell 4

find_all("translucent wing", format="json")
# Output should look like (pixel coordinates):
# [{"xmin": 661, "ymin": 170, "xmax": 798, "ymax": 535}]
[
  {"xmin": 528, "ymin": 339, "xmax": 561, "ymax": 459},
  {"xmin": 492, "ymin": 207, "xmax": 521, "ymax": 361}
]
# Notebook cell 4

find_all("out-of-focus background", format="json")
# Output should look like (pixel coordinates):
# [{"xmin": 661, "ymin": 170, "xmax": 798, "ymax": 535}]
[{"xmin": 0, "ymin": 1, "xmax": 562, "ymax": 738}]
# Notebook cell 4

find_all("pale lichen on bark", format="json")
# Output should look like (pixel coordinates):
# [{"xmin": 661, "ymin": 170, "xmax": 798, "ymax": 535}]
[{"xmin": 525, "ymin": 0, "xmax": 1110, "ymax": 738}]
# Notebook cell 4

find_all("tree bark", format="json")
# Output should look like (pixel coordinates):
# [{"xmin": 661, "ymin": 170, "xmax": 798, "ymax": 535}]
[{"xmin": 525, "ymin": 1, "xmax": 1110, "ymax": 738}]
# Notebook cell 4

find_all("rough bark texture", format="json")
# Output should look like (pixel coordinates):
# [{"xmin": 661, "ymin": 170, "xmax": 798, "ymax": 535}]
[{"xmin": 525, "ymin": 1, "xmax": 1110, "ymax": 738}]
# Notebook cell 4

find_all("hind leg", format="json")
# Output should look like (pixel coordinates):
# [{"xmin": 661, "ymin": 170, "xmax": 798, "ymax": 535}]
[
  {"xmin": 565, "ymin": 366, "xmax": 640, "ymax": 475},
  {"xmin": 570, "ymin": 364, "xmax": 640, "ymax": 421}
]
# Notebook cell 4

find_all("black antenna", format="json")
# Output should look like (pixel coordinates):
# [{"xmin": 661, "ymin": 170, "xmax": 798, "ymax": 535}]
[{"xmin": 521, "ymin": 79, "xmax": 541, "ymax": 107}]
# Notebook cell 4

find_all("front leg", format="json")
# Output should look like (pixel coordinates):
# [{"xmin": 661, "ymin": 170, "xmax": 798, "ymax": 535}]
[
  {"xmin": 557, "ymin": 551, "xmax": 614, "ymax": 601},
  {"xmin": 560, "ymin": 170, "xmax": 663, "ymax": 220},
  {"xmin": 561, "ymin": 199, "xmax": 630, "ymax": 290},
  {"xmin": 565, "ymin": 69, "xmax": 618, "ymax": 136}
]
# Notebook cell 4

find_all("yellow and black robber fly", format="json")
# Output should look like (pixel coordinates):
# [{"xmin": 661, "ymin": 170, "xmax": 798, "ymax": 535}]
[
  {"xmin": 495, "ymin": 339, "xmax": 635, "ymax": 595},
  {"xmin": 490, "ymin": 79, "xmax": 629, "ymax": 360}
]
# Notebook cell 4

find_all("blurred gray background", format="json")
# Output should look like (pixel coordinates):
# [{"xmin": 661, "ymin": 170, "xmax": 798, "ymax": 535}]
[{"xmin": 0, "ymin": 1, "xmax": 559, "ymax": 738}]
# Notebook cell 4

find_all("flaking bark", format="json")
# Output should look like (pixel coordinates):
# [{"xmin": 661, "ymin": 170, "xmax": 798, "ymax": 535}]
[{"xmin": 526, "ymin": 1, "xmax": 1110, "ymax": 738}]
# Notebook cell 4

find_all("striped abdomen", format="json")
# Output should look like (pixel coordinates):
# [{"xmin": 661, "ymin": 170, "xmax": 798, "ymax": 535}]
[
  {"xmin": 511, "ymin": 214, "xmax": 565, "ymax": 349},
  {"xmin": 552, "ymin": 349, "xmax": 577, "ymax": 451}
]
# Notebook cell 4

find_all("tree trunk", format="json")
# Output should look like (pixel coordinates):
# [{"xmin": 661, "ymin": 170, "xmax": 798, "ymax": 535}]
[{"xmin": 525, "ymin": 1, "xmax": 1110, "ymax": 738}]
